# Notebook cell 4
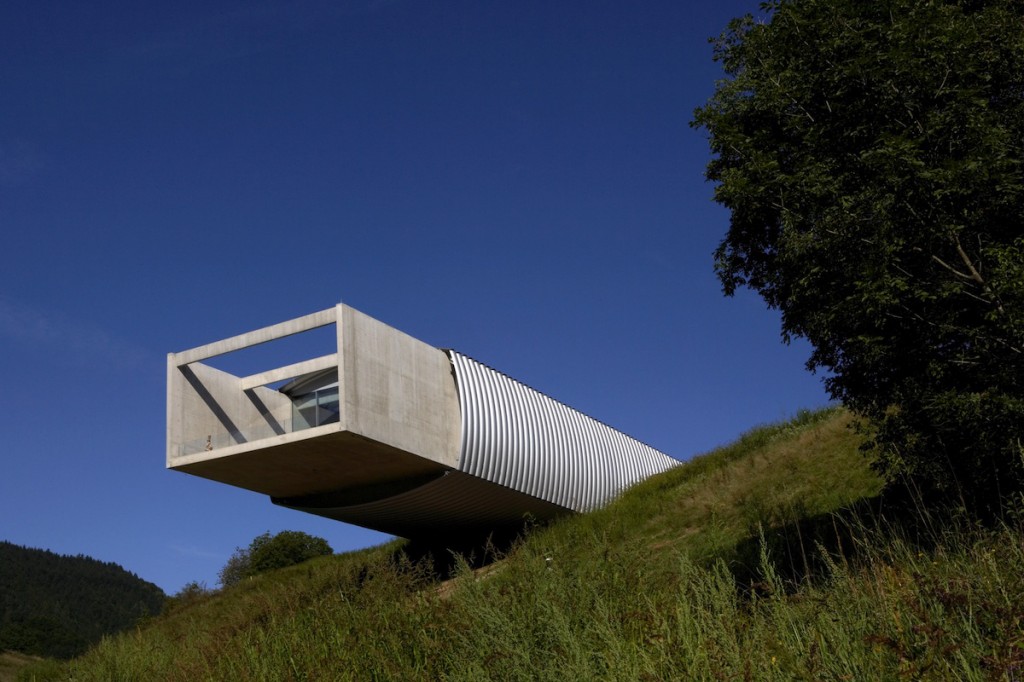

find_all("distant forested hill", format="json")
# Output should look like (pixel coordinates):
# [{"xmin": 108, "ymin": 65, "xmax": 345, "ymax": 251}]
[{"xmin": 0, "ymin": 541, "xmax": 165, "ymax": 659}]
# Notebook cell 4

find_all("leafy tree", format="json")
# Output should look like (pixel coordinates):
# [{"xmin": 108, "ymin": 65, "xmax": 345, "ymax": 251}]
[
  {"xmin": 219, "ymin": 531, "xmax": 333, "ymax": 588},
  {"xmin": 248, "ymin": 531, "xmax": 333, "ymax": 574},
  {"xmin": 218, "ymin": 546, "xmax": 251, "ymax": 589},
  {"xmin": 693, "ymin": 0, "xmax": 1024, "ymax": 506}
]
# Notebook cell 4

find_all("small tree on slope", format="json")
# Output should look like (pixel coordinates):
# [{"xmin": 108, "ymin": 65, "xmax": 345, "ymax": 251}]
[{"xmin": 219, "ymin": 531, "xmax": 333, "ymax": 588}]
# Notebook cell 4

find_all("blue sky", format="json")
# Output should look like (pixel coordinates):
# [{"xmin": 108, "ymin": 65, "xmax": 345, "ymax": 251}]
[{"xmin": 0, "ymin": 0, "xmax": 830, "ymax": 594}]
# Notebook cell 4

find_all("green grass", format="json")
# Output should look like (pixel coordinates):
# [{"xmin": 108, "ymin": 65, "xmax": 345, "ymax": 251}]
[{"xmin": 20, "ymin": 407, "xmax": 1024, "ymax": 680}]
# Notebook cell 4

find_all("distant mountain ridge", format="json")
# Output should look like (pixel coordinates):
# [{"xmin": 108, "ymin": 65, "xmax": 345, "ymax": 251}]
[{"xmin": 0, "ymin": 541, "xmax": 165, "ymax": 659}]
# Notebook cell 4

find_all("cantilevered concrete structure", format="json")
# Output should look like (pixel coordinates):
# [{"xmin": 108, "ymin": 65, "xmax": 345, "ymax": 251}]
[{"xmin": 167, "ymin": 304, "xmax": 678, "ymax": 539}]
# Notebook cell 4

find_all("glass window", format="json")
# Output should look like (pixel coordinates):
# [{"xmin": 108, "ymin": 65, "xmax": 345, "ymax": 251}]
[
  {"xmin": 292, "ymin": 393, "xmax": 318, "ymax": 431},
  {"xmin": 291, "ymin": 386, "xmax": 340, "ymax": 431},
  {"xmin": 316, "ymin": 387, "xmax": 340, "ymax": 426}
]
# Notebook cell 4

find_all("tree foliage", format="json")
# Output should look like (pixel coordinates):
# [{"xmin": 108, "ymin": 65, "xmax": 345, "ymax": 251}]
[
  {"xmin": 693, "ymin": 0, "xmax": 1024, "ymax": 505},
  {"xmin": 217, "ymin": 546, "xmax": 251, "ymax": 589},
  {"xmin": 219, "ymin": 531, "xmax": 333, "ymax": 588},
  {"xmin": 248, "ymin": 530, "xmax": 333, "ymax": 574},
  {"xmin": 0, "ymin": 541, "xmax": 165, "ymax": 659}
]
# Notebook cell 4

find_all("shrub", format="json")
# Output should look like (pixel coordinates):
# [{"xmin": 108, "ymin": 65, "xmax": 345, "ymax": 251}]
[{"xmin": 219, "ymin": 531, "xmax": 333, "ymax": 588}]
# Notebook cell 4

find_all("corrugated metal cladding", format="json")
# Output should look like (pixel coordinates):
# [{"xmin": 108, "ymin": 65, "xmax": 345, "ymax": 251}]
[{"xmin": 447, "ymin": 351, "xmax": 679, "ymax": 513}]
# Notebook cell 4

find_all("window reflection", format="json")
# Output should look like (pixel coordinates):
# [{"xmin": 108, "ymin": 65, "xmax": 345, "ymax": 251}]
[{"xmin": 291, "ymin": 386, "xmax": 340, "ymax": 430}]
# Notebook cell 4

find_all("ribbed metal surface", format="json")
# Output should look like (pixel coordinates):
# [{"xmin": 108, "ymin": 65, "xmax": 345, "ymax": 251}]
[{"xmin": 448, "ymin": 351, "xmax": 678, "ymax": 513}]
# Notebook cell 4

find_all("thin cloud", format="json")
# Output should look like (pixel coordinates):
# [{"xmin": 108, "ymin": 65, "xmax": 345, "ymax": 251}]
[
  {"xmin": 0, "ymin": 296, "xmax": 152, "ymax": 371},
  {"xmin": 169, "ymin": 544, "xmax": 223, "ymax": 560},
  {"xmin": 0, "ymin": 139, "xmax": 44, "ymax": 187},
  {"xmin": 367, "ymin": 0, "xmax": 405, "ymax": 11},
  {"xmin": 109, "ymin": 3, "xmax": 353, "ymax": 76}
]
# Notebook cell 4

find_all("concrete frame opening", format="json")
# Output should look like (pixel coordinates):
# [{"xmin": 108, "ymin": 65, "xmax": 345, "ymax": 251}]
[{"xmin": 166, "ymin": 304, "xmax": 462, "ymax": 501}]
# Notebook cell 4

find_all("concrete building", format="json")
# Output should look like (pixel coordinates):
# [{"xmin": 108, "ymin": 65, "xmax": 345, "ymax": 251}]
[{"xmin": 167, "ymin": 304, "xmax": 678, "ymax": 540}]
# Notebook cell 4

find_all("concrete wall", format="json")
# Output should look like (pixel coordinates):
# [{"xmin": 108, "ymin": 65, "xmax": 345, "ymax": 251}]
[
  {"xmin": 338, "ymin": 305, "xmax": 461, "ymax": 469},
  {"xmin": 167, "ymin": 304, "xmax": 462, "ymax": 475},
  {"xmin": 167, "ymin": 360, "xmax": 294, "ymax": 460}
]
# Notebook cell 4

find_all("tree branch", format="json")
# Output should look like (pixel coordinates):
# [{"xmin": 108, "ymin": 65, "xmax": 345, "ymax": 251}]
[
  {"xmin": 953, "ymin": 233, "xmax": 1006, "ymax": 315},
  {"xmin": 930, "ymin": 254, "xmax": 974, "ymax": 282}
]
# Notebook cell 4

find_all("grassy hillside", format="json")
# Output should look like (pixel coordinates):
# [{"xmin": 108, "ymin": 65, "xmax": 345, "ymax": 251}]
[
  {"xmin": 1, "ymin": 652, "xmax": 45, "ymax": 682},
  {"xmin": 21, "ymin": 407, "xmax": 1024, "ymax": 680}
]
